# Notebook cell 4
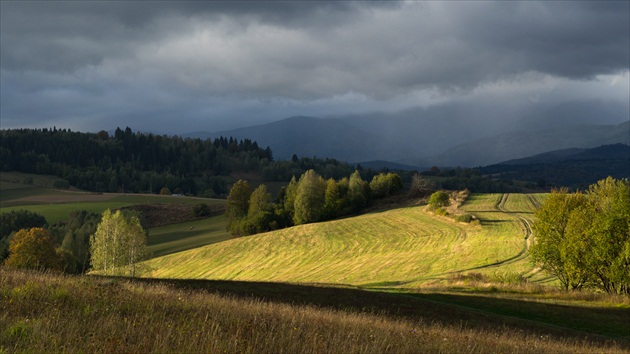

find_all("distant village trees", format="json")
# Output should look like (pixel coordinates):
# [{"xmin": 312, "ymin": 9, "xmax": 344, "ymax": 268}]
[{"xmin": 531, "ymin": 177, "xmax": 630, "ymax": 294}]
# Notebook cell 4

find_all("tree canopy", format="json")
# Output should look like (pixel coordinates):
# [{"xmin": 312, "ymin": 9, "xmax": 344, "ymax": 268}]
[
  {"xmin": 0, "ymin": 210, "xmax": 47, "ymax": 262},
  {"xmin": 4, "ymin": 228, "xmax": 59, "ymax": 271},
  {"xmin": 531, "ymin": 177, "xmax": 630, "ymax": 294},
  {"xmin": 90, "ymin": 209, "xmax": 147, "ymax": 276}
]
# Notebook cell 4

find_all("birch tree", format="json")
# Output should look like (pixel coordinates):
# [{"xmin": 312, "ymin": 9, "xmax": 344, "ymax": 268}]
[{"xmin": 90, "ymin": 209, "xmax": 147, "ymax": 276}]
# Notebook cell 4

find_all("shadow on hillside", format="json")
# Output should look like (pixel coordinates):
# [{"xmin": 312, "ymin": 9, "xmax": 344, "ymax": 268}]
[
  {"xmin": 147, "ymin": 227, "xmax": 222, "ymax": 245},
  {"xmin": 122, "ymin": 276, "xmax": 629, "ymax": 347}
]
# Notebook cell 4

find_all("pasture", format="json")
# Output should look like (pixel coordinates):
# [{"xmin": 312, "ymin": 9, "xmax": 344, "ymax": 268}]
[
  {"xmin": 1, "ymin": 172, "xmax": 228, "ymax": 255},
  {"xmin": 142, "ymin": 193, "xmax": 548, "ymax": 287},
  {"xmin": 2, "ymin": 172, "xmax": 629, "ymax": 352}
]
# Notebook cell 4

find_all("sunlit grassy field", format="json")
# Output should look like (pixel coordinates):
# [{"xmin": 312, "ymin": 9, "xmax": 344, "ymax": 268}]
[{"xmin": 143, "ymin": 193, "xmax": 546, "ymax": 288}]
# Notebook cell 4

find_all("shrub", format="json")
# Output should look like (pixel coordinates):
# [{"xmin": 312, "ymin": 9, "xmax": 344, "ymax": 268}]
[
  {"xmin": 428, "ymin": 191, "xmax": 450, "ymax": 210},
  {"xmin": 193, "ymin": 203, "xmax": 210, "ymax": 217},
  {"xmin": 434, "ymin": 207, "xmax": 448, "ymax": 216},
  {"xmin": 455, "ymin": 214, "xmax": 473, "ymax": 223}
]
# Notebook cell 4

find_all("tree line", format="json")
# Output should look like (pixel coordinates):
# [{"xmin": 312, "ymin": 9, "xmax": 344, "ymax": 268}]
[
  {"xmin": 1, "ymin": 127, "xmax": 400, "ymax": 196},
  {"xmin": 1, "ymin": 127, "xmax": 272, "ymax": 196},
  {"xmin": 226, "ymin": 170, "xmax": 403, "ymax": 236}
]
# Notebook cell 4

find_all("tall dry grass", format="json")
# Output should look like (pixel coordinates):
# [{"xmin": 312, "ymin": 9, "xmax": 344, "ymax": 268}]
[{"xmin": 2, "ymin": 269, "xmax": 628, "ymax": 353}]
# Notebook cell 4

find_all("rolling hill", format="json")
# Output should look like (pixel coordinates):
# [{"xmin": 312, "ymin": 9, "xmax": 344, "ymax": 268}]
[{"xmin": 142, "ymin": 193, "xmax": 544, "ymax": 287}]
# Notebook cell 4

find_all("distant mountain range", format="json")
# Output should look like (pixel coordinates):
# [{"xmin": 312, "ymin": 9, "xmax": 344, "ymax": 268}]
[
  {"xmin": 497, "ymin": 143, "xmax": 630, "ymax": 165},
  {"xmin": 185, "ymin": 99, "xmax": 630, "ymax": 167},
  {"xmin": 480, "ymin": 143, "xmax": 630, "ymax": 189},
  {"xmin": 418, "ymin": 121, "xmax": 630, "ymax": 167}
]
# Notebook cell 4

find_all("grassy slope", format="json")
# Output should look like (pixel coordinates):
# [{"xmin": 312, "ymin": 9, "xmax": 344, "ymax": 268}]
[
  {"xmin": 2, "ymin": 269, "xmax": 628, "ymax": 353},
  {"xmin": 138, "ymin": 192, "xmax": 630, "ymax": 341},
  {"xmin": 148, "ymin": 215, "xmax": 231, "ymax": 258},
  {"xmin": 143, "ymin": 193, "xmax": 541, "ymax": 287}
]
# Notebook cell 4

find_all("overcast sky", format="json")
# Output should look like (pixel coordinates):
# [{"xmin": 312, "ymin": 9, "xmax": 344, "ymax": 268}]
[{"xmin": 1, "ymin": 1, "xmax": 628, "ymax": 133}]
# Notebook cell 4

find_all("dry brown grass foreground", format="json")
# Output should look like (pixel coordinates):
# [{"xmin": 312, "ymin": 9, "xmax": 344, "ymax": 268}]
[{"xmin": 1, "ymin": 269, "xmax": 628, "ymax": 354}]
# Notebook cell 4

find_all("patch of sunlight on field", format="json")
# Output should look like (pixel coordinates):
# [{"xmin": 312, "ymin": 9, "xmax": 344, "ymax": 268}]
[{"xmin": 143, "ymin": 194, "xmax": 540, "ymax": 287}]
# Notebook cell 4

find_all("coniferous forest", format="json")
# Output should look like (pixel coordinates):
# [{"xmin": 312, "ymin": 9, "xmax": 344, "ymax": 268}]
[{"xmin": 0, "ymin": 127, "xmax": 360, "ymax": 196}]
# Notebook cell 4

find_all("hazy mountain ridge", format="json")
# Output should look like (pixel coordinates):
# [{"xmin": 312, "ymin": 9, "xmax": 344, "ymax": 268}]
[
  {"xmin": 186, "ymin": 100, "xmax": 630, "ymax": 167},
  {"xmin": 415, "ymin": 121, "xmax": 630, "ymax": 167},
  {"xmin": 498, "ymin": 143, "xmax": 630, "ymax": 165},
  {"xmin": 186, "ymin": 116, "xmax": 415, "ymax": 162},
  {"xmin": 480, "ymin": 143, "xmax": 630, "ymax": 188}
]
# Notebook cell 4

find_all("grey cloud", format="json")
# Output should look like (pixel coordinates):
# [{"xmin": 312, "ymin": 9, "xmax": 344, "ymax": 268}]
[{"xmin": 1, "ymin": 1, "xmax": 628, "ymax": 133}]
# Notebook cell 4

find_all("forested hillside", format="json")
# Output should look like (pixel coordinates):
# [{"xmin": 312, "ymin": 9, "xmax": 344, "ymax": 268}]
[{"xmin": 0, "ymin": 128, "xmax": 359, "ymax": 196}]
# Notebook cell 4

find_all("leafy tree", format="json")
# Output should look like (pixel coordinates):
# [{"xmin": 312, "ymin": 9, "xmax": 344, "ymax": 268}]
[
  {"xmin": 531, "ymin": 189, "xmax": 589, "ymax": 290},
  {"xmin": 226, "ymin": 180, "xmax": 253, "ymax": 235},
  {"xmin": 54, "ymin": 210, "xmax": 101, "ymax": 273},
  {"xmin": 0, "ymin": 210, "xmax": 47, "ymax": 261},
  {"xmin": 348, "ymin": 170, "xmax": 369, "ymax": 213},
  {"xmin": 282, "ymin": 176, "xmax": 299, "ymax": 223},
  {"xmin": 160, "ymin": 187, "xmax": 171, "ymax": 195},
  {"xmin": 532, "ymin": 178, "xmax": 630, "ymax": 294},
  {"xmin": 245, "ymin": 185, "xmax": 274, "ymax": 234},
  {"xmin": 90, "ymin": 209, "xmax": 147, "ymax": 276},
  {"xmin": 428, "ymin": 191, "xmax": 450, "ymax": 210},
  {"xmin": 4, "ymin": 228, "xmax": 59, "ymax": 271},
  {"xmin": 370, "ymin": 173, "xmax": 403, "ymax": 199},
  {"xmin": 570, "ymin": 178, "xmax": 630, "ymax": 294},
  {"xmin": 323, "ymin": 179, "xmax": 341, "ymax": 219},
  {"xmin": 293, "ymin": 170, "xmax": 326, "ymax": 225}
]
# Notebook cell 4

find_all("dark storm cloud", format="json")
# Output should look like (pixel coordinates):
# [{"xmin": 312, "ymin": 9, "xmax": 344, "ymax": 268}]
[
  {"xmin": 0, "ymin": 1, "xmax": 388, "ymax": 72},
  {"xmin": 0, "ymin": 1, "xmax": 628, "ymax": 132}
]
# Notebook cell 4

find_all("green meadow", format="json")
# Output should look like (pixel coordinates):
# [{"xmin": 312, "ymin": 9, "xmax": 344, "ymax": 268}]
[
  {"xmin": 2, "ymin": 172, "xmax": 629, "ymax": 352},
  {"xmin": 142, "ymin": 193, "xmax": 548, "ymax": 286}
]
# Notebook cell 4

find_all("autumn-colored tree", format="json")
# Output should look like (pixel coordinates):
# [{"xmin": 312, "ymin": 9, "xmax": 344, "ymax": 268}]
[{"xmin": 4, "ymin": 228, "xmax": 59, "ymax": 270}]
